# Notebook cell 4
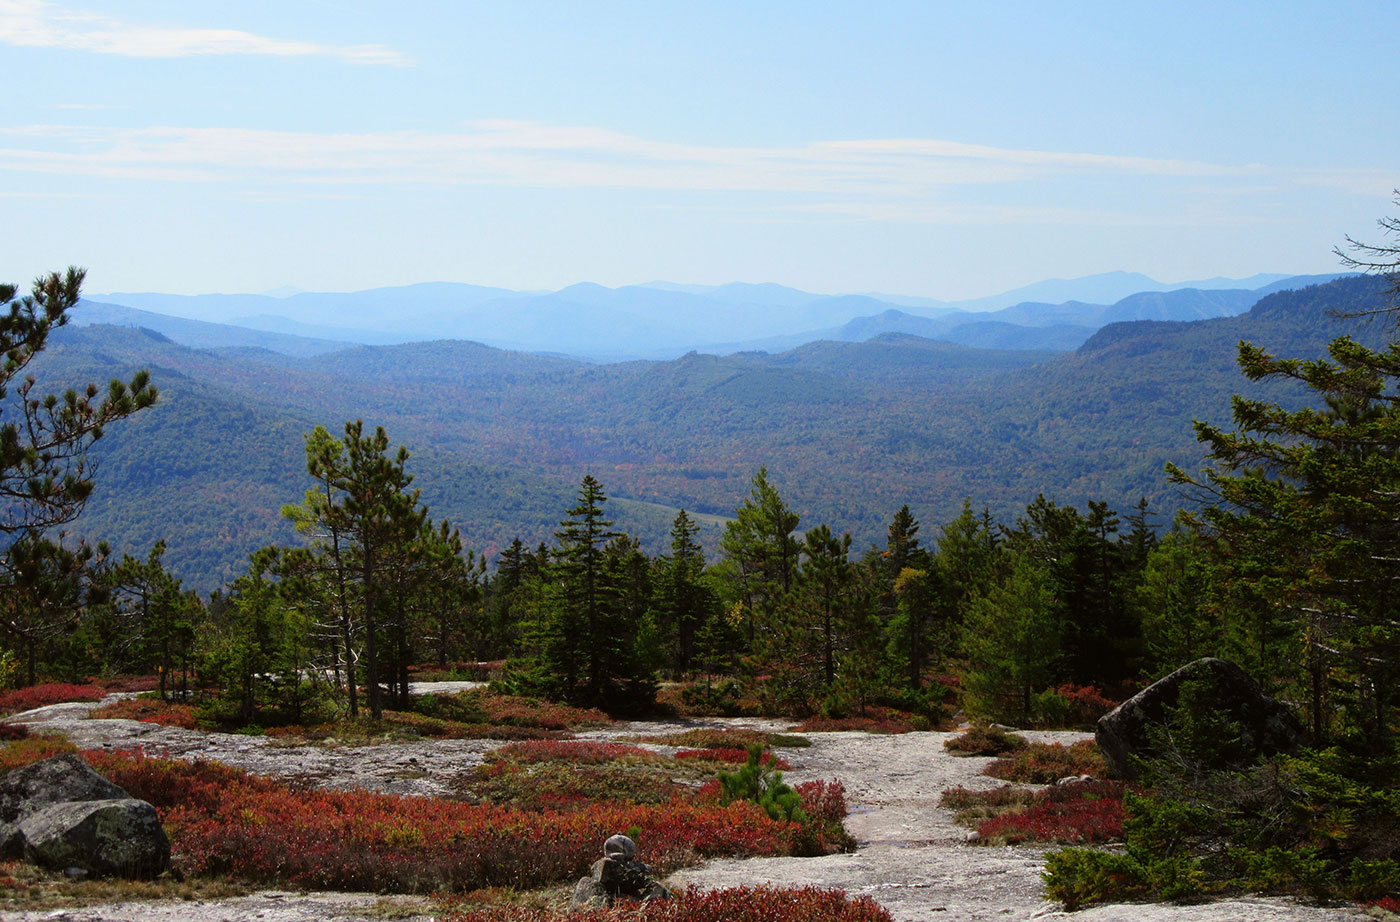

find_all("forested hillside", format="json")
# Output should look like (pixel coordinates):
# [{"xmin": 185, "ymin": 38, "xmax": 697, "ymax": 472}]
[{"xmin": 40, "ymin": 276, "xmax": 1392, "ymax": 591}]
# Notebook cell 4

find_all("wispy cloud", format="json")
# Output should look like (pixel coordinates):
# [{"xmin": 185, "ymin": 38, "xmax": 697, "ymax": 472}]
[
  {"xmin": 0, "ymin": 0, "xmax": 410, "ymax": 65},
  {"xmin": 0, "ymin": 121, "xmax": 1388, "ymax": 223}
]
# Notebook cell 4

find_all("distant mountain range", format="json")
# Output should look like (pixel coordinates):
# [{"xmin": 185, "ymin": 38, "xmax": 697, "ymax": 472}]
[
  {"xmin": 36, "ymin": 275, "xmax": 1390, "ymax": 593},
  {"xmin": 87, "ymin": 271, "xmax": 1350, "ymax": 361}
]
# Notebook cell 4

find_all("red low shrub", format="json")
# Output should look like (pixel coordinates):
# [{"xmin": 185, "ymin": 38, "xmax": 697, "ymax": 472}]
[
  {"xmin": 477, "ymin": 695, "xmax": 610, "ymax": 731},
  {"xmin": 0, "ymin": 736, "xmax": 76, "ymax": 775},
  {"xmin": 792, "ymin": 715, "xmax": 912, "ymax": 734},
  {"xmin": 0, "ymin": 683, "xmax": 105, "ymax": 715},
  {"xmin": 674, "ymin": 748, "xmax": 791, "ymax": 770},
  {"xmin": 80, "ymin": 750, "xmax": 801, "ymax": 893},
  {"xmin": 442, "ymin": 885, "xmax": 891, "ymax": 922},
  {"xmin": 974, "ymin": 794, "xmax": 1124, "ymax": 845},
  {"xmin": 488, "ymin": 740, "xmax": 660, "ymax": 764},
  {"xmin": 95, "ymin": 675, "xmax": 161, "ymax": 693},
  {"xmin": 90, "ymin": 697, "xmax": 200, "ymax": 730},
  {"xmin": 1055, "ymin": 684, "xmax": 1120, "ymax": 727},
  {"xmin": 794, "ymin": 780, "xmax": 847, "ymax": 828},
  {"xmin": 983, "ymin": 740, "xmax": 1105, "ymax": 783},
  {"xmin": 944, "ymin": 727, "xmax": 1028, "ymax": 756}
]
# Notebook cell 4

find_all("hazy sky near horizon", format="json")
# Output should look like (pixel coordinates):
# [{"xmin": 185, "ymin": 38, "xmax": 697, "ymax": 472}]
[{"xmin": 3, "ymin": 0, "xmax": 1396, "ymax": 299}]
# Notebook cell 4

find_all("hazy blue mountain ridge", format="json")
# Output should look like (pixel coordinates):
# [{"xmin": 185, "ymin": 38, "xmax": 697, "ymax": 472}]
[
  {"xmin": 91, "ymin": 271, "xmax": 1345, "ymax": 360},
  {"xmin": 43, "ymin": 275, "xmax": 1388, "ymax": 593}
]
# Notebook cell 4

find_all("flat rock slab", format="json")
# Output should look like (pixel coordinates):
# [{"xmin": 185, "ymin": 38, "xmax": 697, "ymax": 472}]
[{"xmin": 0, "ymin": 688, "xmax": 1371, "ymax": 922}]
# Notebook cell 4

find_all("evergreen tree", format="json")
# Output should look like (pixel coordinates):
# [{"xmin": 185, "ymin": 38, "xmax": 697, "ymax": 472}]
[
  {"xmin": 535, "ymin": 475, "xmax": 654, "ymax": 709},
  {"xmin": 719, "ymin": 467, "xmax": 800, "ymax": 647},
  {"xmin": 416, "ymin": 520, "xmax": 485, "ymax": 670},
  {"xmin": 1133, "ymin": 530, "xmax": 1217, "ymax": 677},
  {"xmin": 962, "ymin": 551, "xmax": 1062, "ymax": 725},
  {"xmin": 0, "ymin": 535, "xmax": 103, "ymax": 686},
  {"xmin": 886, "ymin": 565, "xmax": 934, "ymax": 690},
  {"xmin": 0, "ymin": 268, "xmax": 156, "ymax": 538},
  {"xmin": 283, "ymin": 422, "xmax": 424, "ymax": 719},
  {"xmin": 202, "ymin": 548, "xmax": 306, "ymax": 724},
  {"xmin": 105, "ymin": 542, "xmax": 199, "ymax": 700},
  {"xmin": 933, "ymin": 500, "xmax": 998, "ymax": 621},
  {"xmin": 655, "ymin": 509, "xmax": 717, "ymax": 676},
  {"xmin": 1169, "ymin": 197, "xmax": 1400, "ymax": 751}
]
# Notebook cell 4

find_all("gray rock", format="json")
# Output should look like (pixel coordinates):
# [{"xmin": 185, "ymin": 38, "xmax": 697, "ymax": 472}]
[
  {"xmin": 570, "ymin": 874, "xmax": 609, "ymax": 910},
  {"xmin": 19, "ymin": 798, "xmax": 170, "ymax": 878},
  {"xmin": 0, "ymin": 754, "xmax": 171, "ymax": 878},
  {"xmin": 0, "ymin": 753, "xmax": 127, "ymax": 824},
  {"xmin": 0, "ymin": 821, "xmax": 24, "ymax": 860},
  {"xmin": 1096, "ymin": 657, "xmax": 1305, "ymax": 779},
  {"xmin": 568, "ymin": 835, "xmax": 671, "ymax": 909}
]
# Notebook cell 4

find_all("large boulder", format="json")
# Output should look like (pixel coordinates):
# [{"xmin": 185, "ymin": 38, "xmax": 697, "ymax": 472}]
[
  {"xmin": 20, "ymin": 798, "xmax": 169, "ymax": 878},
  {"xmin": 1096, "ymin": 657, "xmax": 1305, "ymax": 779},
  {"xmin": 0, "ymin": 754, "xmax": 170, "ymax": 877},
  {"xmin": 0, "ymin": 754, "xmax": 127, "ymax": 825}
]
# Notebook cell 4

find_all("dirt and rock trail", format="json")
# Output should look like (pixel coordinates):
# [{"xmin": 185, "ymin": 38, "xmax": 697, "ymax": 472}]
[{"xmin": 0, "ymin": 691, "xmax": 1366, "ymax": 922}]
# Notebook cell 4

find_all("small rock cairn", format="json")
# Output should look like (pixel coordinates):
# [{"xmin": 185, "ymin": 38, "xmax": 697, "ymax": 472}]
[{"xmin": 570, "ymin": 833, "xmax": 672, "ymax": 909}]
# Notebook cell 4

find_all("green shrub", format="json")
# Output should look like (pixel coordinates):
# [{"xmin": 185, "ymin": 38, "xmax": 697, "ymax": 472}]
[
  {"xmin": 1346, "ymin": 858, "xmax": 1400, "ymax": 901},
  {"xmin": 1122, "ymin": 791, "xmax": 1214, "ymax": 860},
  {"xmin": 1043, "ymin": 849, "xmax": 1149, "ymax": 910},
  {"xmin": 719, "ymin": 744, "xmax": 808, "ymax": 824},
  {"xmin": 1143, "ymin": 854, "xmax": 1207, "ymax": 902},
  {"xmin": 1234, "ymin": 846, "xmax": 1329, "ymax": 900}
]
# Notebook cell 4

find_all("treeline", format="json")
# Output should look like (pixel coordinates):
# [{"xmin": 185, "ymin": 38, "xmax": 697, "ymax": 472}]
[
  {"xmin": 0, "ymin": 423, "xmax": 1326, "ymax": 736},
  {"xmin": 2, "ymin": 267, "xmax": 1396, "ymax": 762}
]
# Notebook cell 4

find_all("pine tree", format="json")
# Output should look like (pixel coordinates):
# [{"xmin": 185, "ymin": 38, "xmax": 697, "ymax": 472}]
[
  {"xmin": 656, "ymin": 509, "xmax": 717, "ymax": 676},
  {"xmin": 536, "ymin": 475, "xmax": 654, "ymax": 709},
  {"xmin": 283, "ymin": 422, "xmax": 423, "ymax": 719},
  {"xmin": 719, "ymin": 467, "xmax": 800, "ymax": 647},
  {"xmin": 1168, "ymin": 197, "xmax": 1400, "ymax": 751},
  {"xmin": 106, "ymin": 542, "xmax": 199, "ymax": 700},
  {"xmin": 962, "ymin": 552, "xmax": 1062, "ymax": 725},
  {"xmin": 0, "ymin": 268, "xmax": 156, "ymax": 538}
]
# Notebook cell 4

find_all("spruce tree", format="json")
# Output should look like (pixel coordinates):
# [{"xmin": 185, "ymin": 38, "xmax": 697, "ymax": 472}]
[
  {"xmin": 962, "ymin": 551, "xmax": 1062, "ymax": 725},
  {"xmin": 1168, "ymin": 196, "xmax": 1400, "ymax": 751},
  {"xmin": 719, "ymin": 467, "xmax": 800, "ymax": 647},
  {"xmin": 656, "ymin": 509, "xmax": 716, "ymax": 676}
]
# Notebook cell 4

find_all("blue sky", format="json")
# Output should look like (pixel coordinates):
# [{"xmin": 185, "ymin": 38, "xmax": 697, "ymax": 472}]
[{"xmin": 2, "ymin": 1, "xmax": 1396, "ymax": 298}]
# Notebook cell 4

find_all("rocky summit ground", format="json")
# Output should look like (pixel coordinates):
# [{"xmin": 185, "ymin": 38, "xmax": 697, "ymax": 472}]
[{"xmin": 0, "ymin": 688, "xmax": 1372, "ymax": 922}]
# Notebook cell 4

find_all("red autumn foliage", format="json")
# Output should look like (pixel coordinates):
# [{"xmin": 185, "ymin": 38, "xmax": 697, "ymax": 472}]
[
  {"xmin": 1055, "ymin": 684, "xmax": 1120, "ymax": 726},
  {"xmin": 793, "ymin": 780, "xmax": 848, "ymax": 829},
  {"xmin": 95, "ymin": 675, "xmax": 161, "ymax": 693},
  {"xmin": 90, "ymin": 697, "xmax": 200, "ymax": 730},
  {"xmin": 792, "ymin": 715, "xmax": 913, "ymax": 734},
  {"xmin": 0, "ymin": 736, "xmax": 76, "ymax": 774},
  {"xmin": 476, "ymin": 695, "xmax": 610, "ymax": 731},
  {"xmin": 0, "ymin": 683, "xmax": 105, "ymax": 715},
  {"xmin": 442, "ymin": 885, "xmax": 892, "ymax": 922},
  {"xmin": 974, "ymin": 792, "xmax": 1125, "ymax": 845},
  {"xmin": 629, "ymin": 728, "xmax": 786, "ymax": 749},
  {"xmin": 673, "ymin": 748, "xmax": 791, "ymax": 770},
  {"xmin": 488, "ymin": 740, "xmax": 660, "ymax": 764},
  {"xmin": 983, "ymin": 740, "xmax": 1105, "ymax": 784},
  {"xmin": 79, "ymin": 750, "xmax": 802, "ymax": 892}
]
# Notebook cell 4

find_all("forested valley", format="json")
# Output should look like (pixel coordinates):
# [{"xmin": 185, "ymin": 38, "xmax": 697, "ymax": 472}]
[{"xmin": 2, "ymin": 230, "xmax": 1399, "ymax": 917}]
